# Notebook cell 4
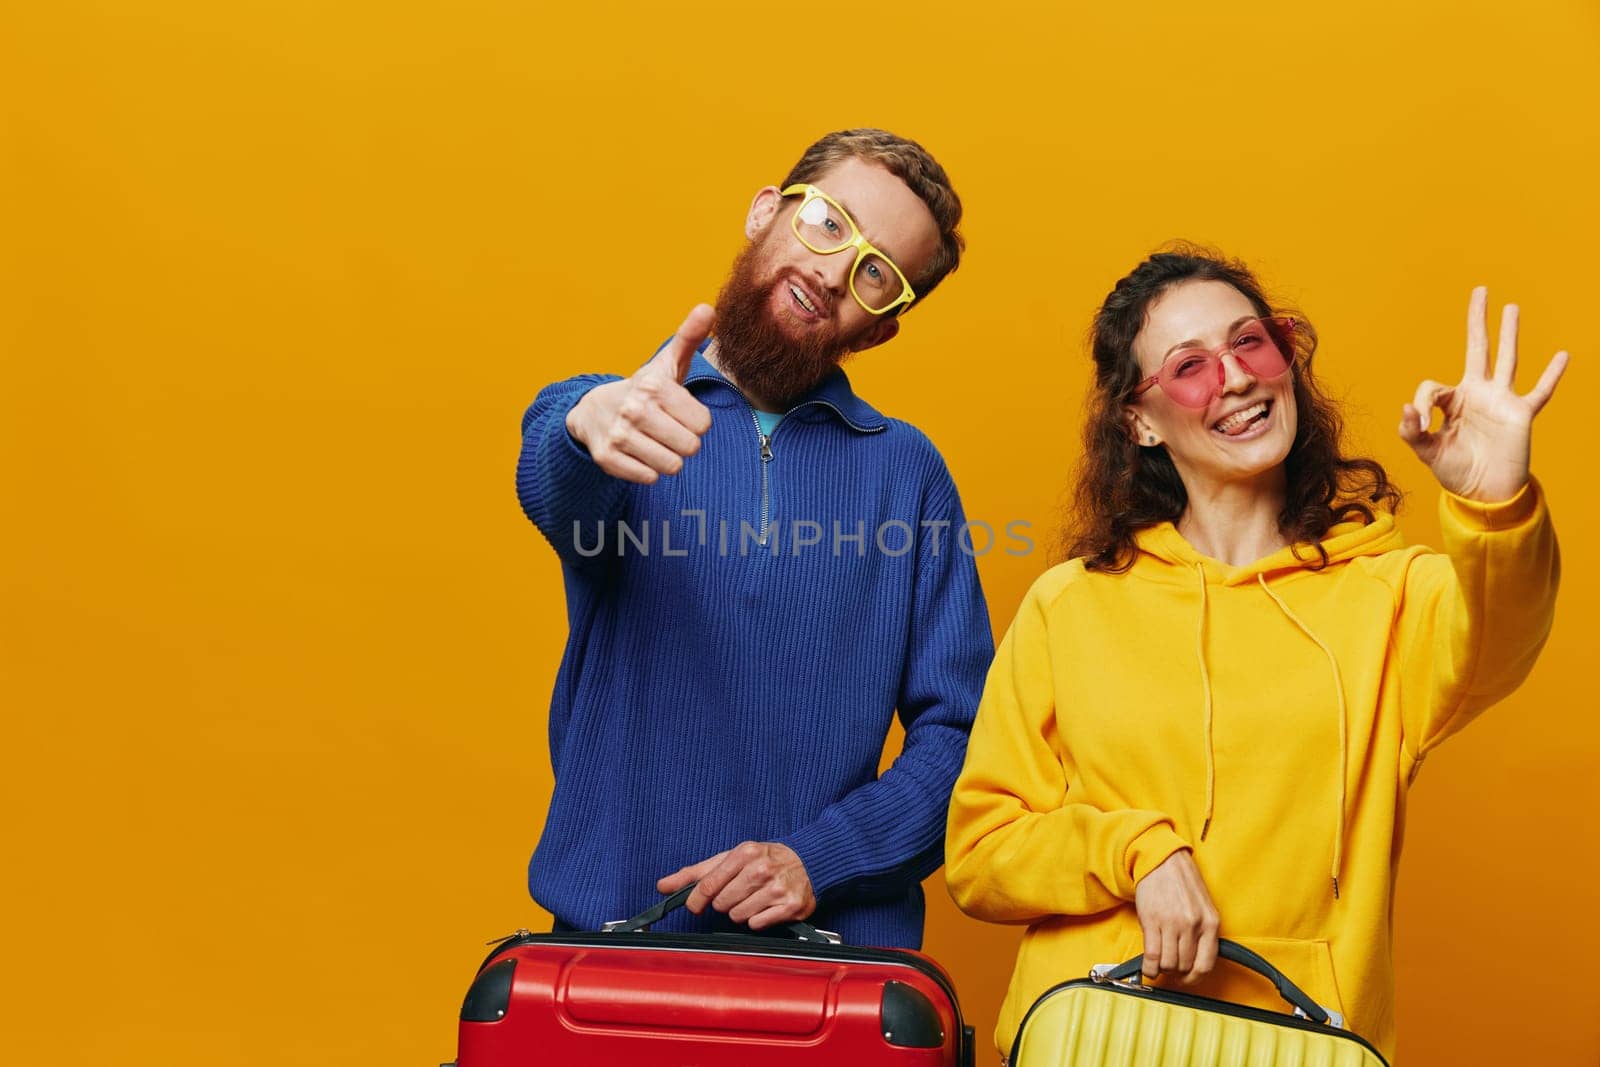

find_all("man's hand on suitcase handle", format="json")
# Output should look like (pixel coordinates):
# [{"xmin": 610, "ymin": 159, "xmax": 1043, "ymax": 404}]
[
  {"xmin": 1134, "ymin": 848, "xmax": 1221, "ymax": 986},
  {"xmin": 657, "ymin": 841, "xmax": 817, "ymax": 930}
]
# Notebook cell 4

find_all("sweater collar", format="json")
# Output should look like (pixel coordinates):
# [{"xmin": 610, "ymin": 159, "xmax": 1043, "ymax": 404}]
[{"xmin": 683, "ymin": 339, "xmax": 887, "ymax": 433}]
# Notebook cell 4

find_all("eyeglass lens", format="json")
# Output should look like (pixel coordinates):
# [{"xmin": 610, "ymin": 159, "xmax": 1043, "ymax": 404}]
[
  {"xmin": 794, "ymin": 196, "xmax": 905, "ymax": 312},
  {"xmin": 1159, "ymin": 320, "xmax": 1292, "ymax": 407}
]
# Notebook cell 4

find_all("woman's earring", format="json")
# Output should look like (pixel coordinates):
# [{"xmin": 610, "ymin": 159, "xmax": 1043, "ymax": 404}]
[{"xmin": 1146, "ymin": 435, "xmax": 1156, "ymax": 444}]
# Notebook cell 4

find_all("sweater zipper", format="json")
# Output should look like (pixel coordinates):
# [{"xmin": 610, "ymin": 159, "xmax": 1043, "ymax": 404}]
[
  {"xmin": 736, "ymin": 396, "xmax": 879, "ymax": 549},
  {"xmin": 748, "ymin": 406, "xmax": 773, "ymax": 544}
]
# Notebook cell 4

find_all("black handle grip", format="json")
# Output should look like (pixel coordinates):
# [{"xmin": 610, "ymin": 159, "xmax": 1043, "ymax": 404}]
[
  {"xmin": 605, "ymin": 884, "xmax": 696, "ymax": 933},
  {"xmin": 605, "ymin": 883, "xmax": 838, "ymax": 944},
  {"xmin": 1103, "ymin": 939, "xmax": 1330, "ymax": 1025}
]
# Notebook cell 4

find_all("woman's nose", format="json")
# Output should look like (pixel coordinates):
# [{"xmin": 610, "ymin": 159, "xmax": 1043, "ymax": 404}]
[{"xmin": 1217, "ymin": 352, "xmax": 1258, "ymax": 394}]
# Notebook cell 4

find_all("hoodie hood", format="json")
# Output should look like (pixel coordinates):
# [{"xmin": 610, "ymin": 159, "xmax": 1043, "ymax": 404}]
[{"xmin": 1132, "ymin": 513, "xmax": 1406, "ymax": 586}]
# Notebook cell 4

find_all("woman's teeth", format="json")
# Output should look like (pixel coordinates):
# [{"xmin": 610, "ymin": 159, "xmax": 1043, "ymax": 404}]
[{"xmin": 1214, "ymin": 401, "xmax": 1269, "ymax": 436}]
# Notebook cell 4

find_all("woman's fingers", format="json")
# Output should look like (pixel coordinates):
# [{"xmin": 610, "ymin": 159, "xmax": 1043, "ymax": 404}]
[
  {"xmin": 1465, "ymin": 285, "xmax": 1490, "ymax": 379},
  {"xmin": 1159, "ymin": 930, "xmax": 1180, "ymax": 976},
  {"xmin": 1525, "ymin": 350, "xmax": 1570, "ymax": 414},
  {"xmin": 1398, "ymin": 403, "xmax": 1428, "ymax": 447},
  {"xmin": 1135, "ymin": 850, "xmax": 1224, "ymax": 983},
  {"xmin": 1175, "ymin": 927, "xmax": 1197, "ymax": 976},
  {"xmin": 1410, "ymin": 380, "xmax": 1450, "ymax": 436},
  {"xmin": 1140, "ymin": 922, "xmax": 1163, "ymax": 981},
  {"xmin": 1192, "ymin": 922, "xmax": 1220, "ymax": 982},
  {"xmin": 1493, "ymin": 303, "xmax": 1520, "ymax": 387}
]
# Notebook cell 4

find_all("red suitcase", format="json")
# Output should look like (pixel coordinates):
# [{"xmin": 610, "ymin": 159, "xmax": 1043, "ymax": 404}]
[{"xmin": 451, "ymin": 885, "xmax": 974, "ymax": 1066}]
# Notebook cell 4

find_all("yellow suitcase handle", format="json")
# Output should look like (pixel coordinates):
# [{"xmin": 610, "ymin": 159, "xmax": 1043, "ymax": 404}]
[{"xmin": 1093, "ymin": 939, "xmax": 1342, "ymax": 1028}]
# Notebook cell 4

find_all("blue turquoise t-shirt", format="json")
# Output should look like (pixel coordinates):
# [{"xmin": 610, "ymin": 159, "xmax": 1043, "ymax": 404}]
[{"xmin": 754, "ymin": 409, "xmax": 782, "ymax": 438}]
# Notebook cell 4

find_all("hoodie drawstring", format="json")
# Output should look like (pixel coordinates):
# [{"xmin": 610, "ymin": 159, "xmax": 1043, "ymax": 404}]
[
  {"xmin": 1193, "ymin": 565, "xmax": 1217, "ymax": 842},
  {"xmin": 1256, "ymin": 574, "xmax": 1349, "ymax": 900}
]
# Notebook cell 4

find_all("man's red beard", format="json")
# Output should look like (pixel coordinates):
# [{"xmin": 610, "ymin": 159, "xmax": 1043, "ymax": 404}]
[{"xmin": 711, "ymin": 239, "xmax": 874, "ymax": 411}]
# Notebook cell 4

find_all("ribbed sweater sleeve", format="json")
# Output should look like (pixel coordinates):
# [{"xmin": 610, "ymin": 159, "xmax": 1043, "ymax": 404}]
[
  {"xmin": 945, "ymin": 569, "xmax": 1189, "ymax": 922},
  {"xmin": 515, "ymin": 374, "xmax": 628, "ymax": 568},
  {"xmin": 1396, "ymin": 478, "xmax": 1559, "ymax": 760},
  {"xmin": 779, "ymin": 461, "xmax": 992, "ymax": 902}
]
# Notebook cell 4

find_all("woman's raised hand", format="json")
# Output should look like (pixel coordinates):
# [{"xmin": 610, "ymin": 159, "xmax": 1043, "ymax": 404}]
[{"xmin": 1400, "ymin": 287, "xmax": 1567, "ymax": 502}]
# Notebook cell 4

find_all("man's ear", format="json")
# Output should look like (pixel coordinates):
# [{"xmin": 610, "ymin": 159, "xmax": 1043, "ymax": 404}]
[
  {"xmin": 745, "ymin": 186, "xmax": 785, "ymax": 240},
  {"xmin": 1124, "ymin": 405, "xmax": 1161, "ymax": 447},
  {"xmin": 850, "ymin": 315, "xmax": 901, "ymax": 354}
]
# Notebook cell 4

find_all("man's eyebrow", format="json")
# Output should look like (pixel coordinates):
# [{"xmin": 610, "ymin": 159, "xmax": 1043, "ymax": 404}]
[
  {"xmin": 835, "ymin": 194, "xmax": 907, "ymax": 267},
  {"xmin": 1162, "ymin": 316, "xmax": 1258, "ymax": 360}
]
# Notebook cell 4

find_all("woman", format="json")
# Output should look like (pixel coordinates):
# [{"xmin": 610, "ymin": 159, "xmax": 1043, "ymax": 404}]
[{"xmin": 944, "ymin": 249, "xmax": 1565, "ymax": 1063}]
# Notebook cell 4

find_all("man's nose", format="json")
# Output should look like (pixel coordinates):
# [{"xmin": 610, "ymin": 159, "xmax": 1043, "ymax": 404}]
[{"xmin": 812, "ymin": 248, "xmax": 854, "ymax": 296}]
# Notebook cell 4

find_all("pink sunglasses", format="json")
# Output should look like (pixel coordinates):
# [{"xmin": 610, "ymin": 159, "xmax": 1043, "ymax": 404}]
[{"xmin": 1131, "ymin": 316, "xmax": 1300, "ymax": 409}]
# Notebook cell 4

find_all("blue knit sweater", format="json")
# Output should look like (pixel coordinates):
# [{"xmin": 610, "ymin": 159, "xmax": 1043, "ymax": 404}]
[{"xmin": 515, "ymin": 342, "xmax": 993, "ymax": 948}]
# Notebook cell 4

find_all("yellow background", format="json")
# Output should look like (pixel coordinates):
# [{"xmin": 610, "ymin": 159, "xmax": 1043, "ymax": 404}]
[{"xmin": 3, "ymin": 1, "xmax": 1596, "ymax": 1063}]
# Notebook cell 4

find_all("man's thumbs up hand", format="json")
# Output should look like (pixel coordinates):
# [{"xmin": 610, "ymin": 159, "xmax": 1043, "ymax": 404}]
[
  {"xmin": 565, "ymin": 305, "xmax": 717, "ymax": 484},
  {"xmin": 650, "ymin": 303, "xmax": 715, "ymax": 384}
]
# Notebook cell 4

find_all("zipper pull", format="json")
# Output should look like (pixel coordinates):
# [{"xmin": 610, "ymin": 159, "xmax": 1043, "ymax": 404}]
[
  {"xmin": 759, "ymin": 435, "xmax": 772, "ymax": 462},
  {"xmin": 485, "ymin": 928, "xmax": 533, "ymax": 946}
]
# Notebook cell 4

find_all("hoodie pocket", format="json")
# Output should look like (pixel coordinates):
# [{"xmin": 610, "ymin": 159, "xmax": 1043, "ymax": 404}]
[{"xmin": 1191, "ymin": 935, "xmax": 1347, "ymax": 1023}]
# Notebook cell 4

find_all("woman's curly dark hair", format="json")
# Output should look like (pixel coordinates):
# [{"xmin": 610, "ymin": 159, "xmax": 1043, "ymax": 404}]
[{"xmin": 1063, "ymin": 246, "xmax": 1402, "ymax": 572}]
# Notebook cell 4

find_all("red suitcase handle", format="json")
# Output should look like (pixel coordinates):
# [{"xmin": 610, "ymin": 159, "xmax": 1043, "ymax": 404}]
[{"xmin": 601, "ymin": 882, "xmax": 841, "ymax": 944}]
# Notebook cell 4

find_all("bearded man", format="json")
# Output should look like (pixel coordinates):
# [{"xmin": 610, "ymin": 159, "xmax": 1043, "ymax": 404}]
[{"xmin": 514, "ymin": 129, "xmax": 993, "ymax": 948}]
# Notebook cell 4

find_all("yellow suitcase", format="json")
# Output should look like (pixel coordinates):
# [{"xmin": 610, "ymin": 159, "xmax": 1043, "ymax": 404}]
[{"xmin": 1010, "ymin": 939, "xmax": 1388, "ymax": 1066}]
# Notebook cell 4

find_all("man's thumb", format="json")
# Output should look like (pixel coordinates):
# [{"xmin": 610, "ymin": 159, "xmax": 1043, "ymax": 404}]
[{"xmin": 656, "ymin": 303, "xmax": 715, "ymax": 382}]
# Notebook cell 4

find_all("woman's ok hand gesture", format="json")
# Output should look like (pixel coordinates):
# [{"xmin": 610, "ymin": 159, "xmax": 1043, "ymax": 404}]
[{"xmin": 1401, "ymin": 287, "xmax": 1567, "ymax": 502}]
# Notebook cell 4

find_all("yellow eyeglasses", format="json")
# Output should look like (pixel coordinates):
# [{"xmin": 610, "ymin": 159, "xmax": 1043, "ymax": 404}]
[{"xmin": 780, "ymin": 184, "xmax": 917, "ymax": 316}]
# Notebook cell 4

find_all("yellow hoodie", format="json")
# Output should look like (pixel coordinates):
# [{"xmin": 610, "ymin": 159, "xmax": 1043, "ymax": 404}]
[{"xmin": 945, "ymin": 482, "xmax": 1558, "ymax": 1062}]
